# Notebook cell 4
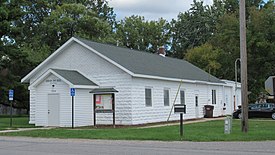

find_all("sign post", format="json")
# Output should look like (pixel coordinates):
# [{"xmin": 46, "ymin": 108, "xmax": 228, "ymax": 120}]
[
  {"xmin": 70, "ymin": 88, "xmax": 75, "ymax": 128},
  {"xmin": 174, "ymin": 104, "xmax": 186, "ymax": 138},
  {"xmin": 9, "ymin": 89, "xmax": 14, "ymax": 127},
  {"xmin": 180, "ymin": 113, "xmax": 183, "ymax": 136}
]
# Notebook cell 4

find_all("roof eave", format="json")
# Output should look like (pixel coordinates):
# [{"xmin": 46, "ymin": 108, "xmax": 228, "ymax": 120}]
[
  {"xmin": 21, "ymin": 37, "xmax": 76, "ymax": 83},
  {"xmin": 29, "ymin": 69, "xmax": 74, "ymax": 89},
  {"xmin": 73, "ymin": 85, "xmax": 99, "ymax": 89},
  {"xmin": 133, "ymin": 74, "xmax": 224, "ymax": 86}
]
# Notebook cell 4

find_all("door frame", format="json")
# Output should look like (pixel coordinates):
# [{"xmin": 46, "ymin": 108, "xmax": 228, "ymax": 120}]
[
  {"xmin": 47, "ymin": 93, "xmax": 60, "ymax": 126},
  {"xmin": 195, "ymin": 93, "xmax": 199, "ymax": 118}
]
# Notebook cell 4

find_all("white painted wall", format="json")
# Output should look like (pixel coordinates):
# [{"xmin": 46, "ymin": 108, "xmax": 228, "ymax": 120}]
[
  {"xmin": 29, "ymin": 88, "xmax": 36, "ymax": 124},
  {"xmin": 74, "ymin": 89, "xmax": 93, "ymax": 127},
  {"xmin": 130, "ymin": 77, "xmax": 226, "ymax": 125},
  {"xmin": 221, "ymin": 80, "xmax": 242, "ymax": 111},
  {"xmin": 29, "ymin": 42, "xmax": 132, "ymax": 126},
  {"xmin": 35, "ymin": 74, "xmax": 69, "ymax": 126},
  {"xmin": 34, "ymin": 74, "xmax": 94, "ymax": 127}
]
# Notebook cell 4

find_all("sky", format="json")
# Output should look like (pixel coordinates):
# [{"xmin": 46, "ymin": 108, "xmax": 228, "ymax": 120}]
[{"xmin": 108, "ymin": 0, "xmax": 213, "ymax": 21}]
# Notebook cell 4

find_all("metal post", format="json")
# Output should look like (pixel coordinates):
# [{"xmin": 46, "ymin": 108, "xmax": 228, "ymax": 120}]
[
  {"xmin": 112, "ymin": 94, "xmax": 115, "ymax": 128},
  {"xmin": 180, "ymin": 113, "xmax": 183, "ymax": 137},
  {"xmin": 10, "ymin": 101, "xmax": 12, "ymax": 127},
  {"xmin": 72, "ymin": 96, "xmax": 74, "ymax": 129},
  {"xmin": 93, "ymin": 94, "xmax": 96, "ymax": 126},
  {"xmin": 240, "ymin": 0, "xmax": 248, "ymax": 133}
]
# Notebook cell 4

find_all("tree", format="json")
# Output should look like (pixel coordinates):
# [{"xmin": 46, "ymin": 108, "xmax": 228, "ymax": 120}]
[
  {"xmin": 207, "ymin": 0, "xmax": 275, "ymax": 101},
  {"xmin": 185, "ymin": 43, "xmax": 222, "ymax": 76},
  {"xmin": 1, "ymin": 0, "xmax": 116, "ymax": 111},
  {"xmin": 246, "ymin": 1, "xmax": 275, "ymax": 100},
  {"xmin": 39, "ymin": 3, "xmax": 112, "ymax": 51},
  {"xmin": 11, "ymin": 0, "xmax": 116, "ymax": 55},
  {"xmin": 0, "ymin": 0, "xmax": 32, "ymax": 109},
  {"xmin": 171, "ymin": 0, "xmax": 225, "ymax": 58},
  {"xmin": 116, "ymin": 15, "xmax": 171, "ymax": 53}
]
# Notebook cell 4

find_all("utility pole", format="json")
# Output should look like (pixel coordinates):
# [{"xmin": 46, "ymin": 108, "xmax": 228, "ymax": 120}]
[
  {"xmin": 239, "ymin": 0, "xmax": 248, "ymax": 133},
  {"xmin": 234, "ymin": 58, "xmax": 240, "ymax": 111}
]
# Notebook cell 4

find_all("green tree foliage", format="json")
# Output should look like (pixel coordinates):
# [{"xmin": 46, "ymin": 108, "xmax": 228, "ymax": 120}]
[
  {"xmin": 0, "ymin": 0, "xmax": 32, "ymax": 109},
  {"xmin": 246, "ymin": 1, "xmax": 275, "ymax": 100},
  {"xmin": 185, "ymin": 43, "xmax": 222, "ymax": 76},
  {"xmin": 200, "ymin": 0, "xmax": 274, "ymax": 101},
  {"xmin": 40, "ymin": 3, "xmax": 112, "ymax": 51},
  {"xmin": 0, "ymin": 0, "xmax": 116, "ymax": 111},
  {"xmin": 171, "ymin": 0, "xmax": 225, "ymax": 58},
  {"xmin": 116, "ymin": 15, "xmax": 171, "ymax": 53},
  {"xmin": 209, "ymin": 13, "xmax": 240, "ymax": 80}
]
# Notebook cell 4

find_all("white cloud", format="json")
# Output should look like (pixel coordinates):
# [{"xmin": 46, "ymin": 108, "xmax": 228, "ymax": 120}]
[{"xmin": 108, "ymin": 0, "xmax": 213, "ymax": 21}]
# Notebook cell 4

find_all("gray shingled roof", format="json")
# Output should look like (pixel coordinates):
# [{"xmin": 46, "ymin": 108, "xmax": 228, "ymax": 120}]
[
  {"xmin": 76, "ymin": 37, "xmax": 223, "ymax": 83},
  {"xmin": 52, "ymin": 69, "xmax": 98, "ymax": 86},
  {"xmin": 90, "ymin": 88, "xmax": 118, "ymax": 93}
]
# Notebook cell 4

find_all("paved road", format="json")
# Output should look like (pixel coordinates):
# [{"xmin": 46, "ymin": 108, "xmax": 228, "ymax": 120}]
[{"xmin": 1, "ymin": 136, "xmax": 275, "ymax": 155}]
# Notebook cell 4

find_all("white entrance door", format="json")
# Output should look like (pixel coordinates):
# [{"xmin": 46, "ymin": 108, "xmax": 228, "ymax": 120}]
[
  {"xmin": 195, "ymin": 94, "xmax": 199, "ymax": 118},
  {"xmin": 48, "ymin": 94, "xmax": 60, "ymax": 126}
]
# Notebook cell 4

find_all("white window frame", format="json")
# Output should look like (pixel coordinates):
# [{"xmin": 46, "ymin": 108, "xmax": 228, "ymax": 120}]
[
  {"xmin": 180, "ymin": 90, "xmax": 185, "ymax": 105},
  {"xmin": 212, "ymin": 89, "xmax": 217, "ymax": 105},
  {"xmin": 145, "ymin": 87, "xmax": 153, "ymax": 107},
  {"xmin": 164, "ymin": 88, "xmax": 170, "ymax": 106}
]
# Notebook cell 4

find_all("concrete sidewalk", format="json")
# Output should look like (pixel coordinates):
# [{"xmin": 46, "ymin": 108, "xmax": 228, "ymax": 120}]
[
  {"xmin": 0, "ymin": 127, "xmax": 54, "ymax": 133},
  {"xmin": 138, "ymin": 117, "xmax": 226, "ymax": 129}
]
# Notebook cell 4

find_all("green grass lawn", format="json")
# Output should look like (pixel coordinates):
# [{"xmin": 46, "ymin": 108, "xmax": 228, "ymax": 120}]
[
  {"xmin": 1, "ymin": 119, "xmax": 275, "ymax": 141},
  {"xmin": 0, "ymin": 116, "xmax": 35, "ymax": 131}
]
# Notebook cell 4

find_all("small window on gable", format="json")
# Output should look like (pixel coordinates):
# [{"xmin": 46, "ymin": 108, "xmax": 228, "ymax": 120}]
[
  {"xmin": 180, "ymin": 90, "xmax": 185, "ymax": 105},
  {"xmin": 212, "ymin": 90, "xmax": 216, "ymax": 104},
  {"xmin": 145, "ymin": 88, "xmax": 152, "ymax": 107},
  {"xmin": 164, "ymin": 89, "xmax": 169, "ymax": 106}
]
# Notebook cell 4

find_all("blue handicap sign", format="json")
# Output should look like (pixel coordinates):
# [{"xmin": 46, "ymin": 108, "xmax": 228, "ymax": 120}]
[
  {"xmin": 9, "ymin": 89, "xmax": 14, "ymax": 101},
  {"xmin": 70, "ymin": 88, "xmax": 75, "ymax": 96}
]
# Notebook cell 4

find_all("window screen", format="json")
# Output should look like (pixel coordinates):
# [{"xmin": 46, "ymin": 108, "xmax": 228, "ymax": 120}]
[
  {"xmin": 164, "ymin": 89, "xmax": 169, "ymax": 106},
  {"xmin": 145, "ymin": 88, "xmax": 152, "ymax": 107},
  {"xmin": 212, "ymin": 90, "xmax": 216, "ymax": 104},
  {"xmin": 180, "ymin": 90, "xmax": 185, "ymax": 105}
]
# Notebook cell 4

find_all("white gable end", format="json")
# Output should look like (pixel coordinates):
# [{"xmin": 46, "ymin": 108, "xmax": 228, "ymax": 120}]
[
  {"xmin": 27, "ymin": 40, "xmax": 133, "ymax": 126},
  {"xmin": 28, "ymin": 41, "xmax": 128, "ymax": 84}
]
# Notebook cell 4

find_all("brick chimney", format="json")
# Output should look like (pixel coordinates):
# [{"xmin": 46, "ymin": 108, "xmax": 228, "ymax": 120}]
[{"xmin": 158, "ymin": 46, "xmax": 166, "ymax": 57}]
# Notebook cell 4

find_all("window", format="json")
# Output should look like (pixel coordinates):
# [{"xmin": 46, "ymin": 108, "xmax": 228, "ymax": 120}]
[
  {"xmin": 212, "ymin": 90, "xmax": 216, "ymax": 104},
  {"xmin": 145, "ymin": 88, "xmax": 152, "ymax": 107},
  {"xmin": 195, "ymin": 95, "xmax": 198, "ymax": 107},
  {"xmin": 164, "ymin": 89, "xmax": 170, "ymax": 106},
  {"xmin": 180, "ymin": 90, "xmax": 185, "ymax": 105}
]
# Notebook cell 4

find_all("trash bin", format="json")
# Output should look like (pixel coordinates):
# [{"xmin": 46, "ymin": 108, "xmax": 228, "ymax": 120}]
[{"xmin": 204, "ymin": 105, "xmax": 214, "ymax": 118}]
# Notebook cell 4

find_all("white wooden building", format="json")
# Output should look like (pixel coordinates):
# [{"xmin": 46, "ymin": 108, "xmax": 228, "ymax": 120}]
[{"xmin": 21, "ymin": 37, "xmax": 241, "ymax": 127}]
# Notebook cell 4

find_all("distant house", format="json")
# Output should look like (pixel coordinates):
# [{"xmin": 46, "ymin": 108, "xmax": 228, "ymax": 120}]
[{"xmin": 21, "ymin": 37, "xmax": 241, "ymax": 127}]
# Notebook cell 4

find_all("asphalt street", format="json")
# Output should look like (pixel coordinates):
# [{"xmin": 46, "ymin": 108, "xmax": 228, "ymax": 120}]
[{"xmin": 1, "ymin": 136, "xmax": 275, "ymax": 155}]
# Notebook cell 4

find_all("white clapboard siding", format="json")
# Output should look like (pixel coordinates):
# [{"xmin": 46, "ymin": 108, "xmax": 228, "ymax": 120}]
[
  {"xmin": 30, "ymin": 42, "xmax": 132, "ymax": 126},
  {"xmin": 35, "ymin": 74, "xmax": 69, "ymax": 126},
  {"xmin": 74, "ymin": 89, "xmax": 93, "ymax": 127},
  {"xmin": 130, "ymin": 77, "xmax": 226, "ymax": 125},
  {"xmin": 29, "ymin": 88, "xmax": 36, "ymax": 124},
  {"xmin": 92, "ymin": 74, "xmax": 132, "ymax": 125},
  {"xmin": 30, "ymin": 42, "xmax": 126, "ymax": 84},
  {"xmin": 28, "ymin": 40, "xmax": 238, "ymax": 127}
]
